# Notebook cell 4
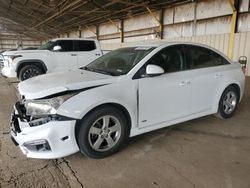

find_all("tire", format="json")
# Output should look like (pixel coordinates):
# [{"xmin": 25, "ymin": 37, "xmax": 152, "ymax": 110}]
[
  {"xmin": 77, "ymin": 106, "xmax": 129, "ymax": 159},
  {"xmin": 18, "ymin": 65, "xmax": 43, "ymax": 81},
  {"xmin": 216, "ymin": 86, "xmax": 239, "ymax": 119}
]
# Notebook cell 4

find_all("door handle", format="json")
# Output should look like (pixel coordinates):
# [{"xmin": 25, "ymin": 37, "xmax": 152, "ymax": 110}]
[
  {"xmin": 214, "ymin": 73, "xmax": 223, "ymax": 78},
  {"xmin": 95, "ymin": 53, "xmax": 101, "ymax": 56},
  {"xmin": 179, "ymin": 81, "xmax": 191, "ymax": 86},
  {"xmin": 179, "ymin": 81, "xmax": 186, "ymax": 86},
  {"xmin": 71, "ymin": 54, "xmax": 77, "ymax": 56}
]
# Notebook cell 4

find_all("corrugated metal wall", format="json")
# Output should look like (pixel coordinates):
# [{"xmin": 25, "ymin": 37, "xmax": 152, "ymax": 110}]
[
  {"xmin": 0, "ymin": 37, "xmax": 41, "ymax": 51},
  {"xmin": 54, "ymin": 0, "xmax": 250, "ymax": 76}
]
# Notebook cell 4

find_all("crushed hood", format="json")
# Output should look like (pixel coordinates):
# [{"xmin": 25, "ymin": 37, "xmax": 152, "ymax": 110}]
[{"xmin": 18, "ymin": 69, "xmax": 114, "ymax": 99}]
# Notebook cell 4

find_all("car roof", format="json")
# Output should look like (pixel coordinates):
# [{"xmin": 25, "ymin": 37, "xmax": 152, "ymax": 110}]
[
  {"xmin": 51, "ymin": 38, "xmax": 96, "ymax": 41},
  {"xmin": 130, "ymin": 41, "xmax": 231, "ymax": 62},
  {"xmin": 134, "ymin": 41, "xmax": 214, "ymax": 48}
]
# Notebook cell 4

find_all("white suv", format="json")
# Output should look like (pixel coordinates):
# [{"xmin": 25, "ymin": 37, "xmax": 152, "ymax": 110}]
[
  {"xmin": 10, "ymin": 42, "xmax": 245, "ymax": 159},
  {"xmin": 1, "ymin": 38, "xmax": 103, "ymax": 80}
]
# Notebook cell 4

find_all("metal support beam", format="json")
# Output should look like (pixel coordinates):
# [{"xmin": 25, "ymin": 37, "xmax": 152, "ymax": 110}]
[
  {"xmin": 228, "ymin": 0, "xmax": 238, "ymax": 59},
  {"xmin": 193, "ymin": 0, "xmax": 197, "ymax": 36},
  {"xmin": 146, "ymin": 7, "xmax": 163, "ymax": 39},
  {"xmin": 159, "ymin": 9, "xmax": 164, "ymax": 39},
  {"xmin": 34, "ymin": 0, "xmax": 87, "ymax": 28},
  {"xmin": 85, "ymin": 25, "xmax": 97, "ymax": 36},
  {"xmin": 96, "ymin": 25, "xmax": 99, "ymax": 40},
  {"xmin": 146, "ymin": 7, "xmax": 160, "ymax": 24},
  {"xmin": 120, "ymin": 19, "xmax": 124, "ymax": 43},
  {"xmin": 108, "ymin": 18, "xmax": 123, "ymax": 43}
]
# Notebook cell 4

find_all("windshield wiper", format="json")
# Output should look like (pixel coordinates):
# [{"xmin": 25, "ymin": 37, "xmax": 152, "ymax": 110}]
[{"xmin": 81, "ymin": 67, "xmax": 117, "ymax": 76}]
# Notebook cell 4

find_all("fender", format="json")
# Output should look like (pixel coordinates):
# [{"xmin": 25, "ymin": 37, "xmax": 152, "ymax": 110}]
[
  {"xmin": 57, "ymin": 81, "xmax": 138, "ymax": 129},
  {"xmin": 16, "ymin": 59, "xmax": 48, "ymax": 73}
]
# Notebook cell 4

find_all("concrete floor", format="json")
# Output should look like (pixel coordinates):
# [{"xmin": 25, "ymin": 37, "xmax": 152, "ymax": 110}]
[{"xmin": 0, "ymin": 76, "xmax": 250, "ymax": 188}]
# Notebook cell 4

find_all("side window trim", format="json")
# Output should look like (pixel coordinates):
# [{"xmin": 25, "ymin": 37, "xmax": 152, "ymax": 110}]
[
  {"xmin": 184, "ymin": 44, "xmax": 230, "ymax": 70},
  {"xmin": 56, "ymin": 40, "xmax": 74, "ymax": 52},
  {"xmin": 76, "ymin": 40, "xmax": 97, "ymax": 52}
]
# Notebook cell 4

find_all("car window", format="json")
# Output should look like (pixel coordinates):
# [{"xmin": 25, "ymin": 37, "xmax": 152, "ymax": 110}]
[
  {"xmin": 212, "ymin": 51, "xmax": 230, "ymax": 66},
  {"xmin": 76, "ymin": 40, "xmax": 96, "ymax": 51},
  {"xmin": 185, "ymin": 45, "xmax": 229, "ymax": 69},
  {"xmin": 148, "ymin": 45, "xmax": 184, "ymax": 73},
  {"xmin": 38, "ymin": 41, "xmax": 57, "ymax": 50},
  {"xmin": 56, "ymin": 40, "xmax": 73, "ymax": 52},
  {"xmin": 84, "ymin": 47, "xmax": 155, "ymax": 76}
]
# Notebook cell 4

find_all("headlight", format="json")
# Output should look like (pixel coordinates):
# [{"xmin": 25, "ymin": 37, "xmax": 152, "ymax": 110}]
[
  {"xmin": 3, "ymin": 55, "xmax": 22, "ymax": 65},
  {"xmin": 25, "ymin": 94, "xmax": 76, "ymax": 116},
  {"xmin": 3, "ymin": 55, "xmax": 11, "ymax": 65}
]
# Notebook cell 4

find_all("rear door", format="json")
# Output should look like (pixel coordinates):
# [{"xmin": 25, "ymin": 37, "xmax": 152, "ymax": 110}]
[
  {"xmin": 75, "ymin": 40, "xmax": 102, "ymax": 67},
  {"xmin": 138, "ymin": 45, "xmax": 192, "ymax": 128},
  {"xmin": 184, "ymin": 45, "xmax": 230, "ymax": 114}
]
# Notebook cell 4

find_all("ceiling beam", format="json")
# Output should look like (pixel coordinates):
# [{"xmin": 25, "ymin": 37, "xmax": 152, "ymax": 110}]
[
  {"xmin": 59, "ymin": 2, "xmax": 142, "ymax": 34},
  {"xmin": 28, "ymin": 0, "xmax": 55, "ymax": 12},
  {"xmin": 34, "ymin": 0, "xmax": 88, "ymax": 28},
  {"xmin": 54, "ymin": 1, "xmax": 117, "ymax": 28}
]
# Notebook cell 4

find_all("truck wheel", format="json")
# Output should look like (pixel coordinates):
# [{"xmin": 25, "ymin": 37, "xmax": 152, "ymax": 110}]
[
  {"xmin": 19, "ymin": 65, "xmax": 43, "ymax": 81},
  {"xmin": 77, "ymin": 106, "xmax": 129, "ymax": 159}
]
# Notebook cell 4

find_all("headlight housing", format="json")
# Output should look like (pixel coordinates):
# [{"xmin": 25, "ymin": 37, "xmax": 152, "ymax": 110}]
[
  {"xmin": 25, "ymin": 93, "xmax": 76, "ymax": 116},
  {"xmin": 3, "ymin": 55, "xmax": 22, "ymax": 65}
]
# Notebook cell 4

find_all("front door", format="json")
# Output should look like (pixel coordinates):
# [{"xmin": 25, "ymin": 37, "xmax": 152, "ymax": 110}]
[{"xmin": 138, "ymin": 45, "xmax": 191, "ymax": 128}]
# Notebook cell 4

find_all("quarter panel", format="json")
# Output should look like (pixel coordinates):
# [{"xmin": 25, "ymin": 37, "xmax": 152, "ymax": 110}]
[{"xmin": 214, "ymin": 63, "xmax": 245, "ymax": 105}]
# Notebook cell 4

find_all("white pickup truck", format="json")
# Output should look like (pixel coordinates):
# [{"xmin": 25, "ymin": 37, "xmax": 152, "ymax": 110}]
[{"xmin": 1, "ymin": 38, "xmax": 104, "ymax": 80}]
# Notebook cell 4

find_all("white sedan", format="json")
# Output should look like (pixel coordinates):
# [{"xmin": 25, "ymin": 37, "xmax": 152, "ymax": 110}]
[{"xmin": 10, "ymin": 42, "xmax": 245, "ymax": 159}]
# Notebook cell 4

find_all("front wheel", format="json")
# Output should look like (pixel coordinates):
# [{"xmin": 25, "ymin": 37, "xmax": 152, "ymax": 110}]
[
  {"xmin": 217, "ymin": 86, "xmax": 239, "ymax": 119},
  {"xmin": 77, "ymin": 106, "xmax": 129, "ymax": 159},
  {"xmin": 18, "ymin": 65, "xmax": 43, "ymax": 81}
]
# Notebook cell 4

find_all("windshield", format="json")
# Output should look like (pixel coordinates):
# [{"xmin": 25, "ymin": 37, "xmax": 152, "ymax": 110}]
[
  {"xmin": 83, "ymin": 47, "xmax": 155, "ymax": 76},
  {"xmin": 38, "ymin": 41, "xmax": 56, "ymax": 50}
]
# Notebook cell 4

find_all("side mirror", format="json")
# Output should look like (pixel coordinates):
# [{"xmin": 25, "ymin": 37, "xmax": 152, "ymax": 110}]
[
  {"xmin": 53, "ymin": 45, "xmax": 62, "ymax": 51},
  {"xmin": 146, "ymin": 64, "xmax": 164, "ymax": 77},
  {"xmin": 239, "ymin": 56, "xmax": 247, "ymax": 66}
]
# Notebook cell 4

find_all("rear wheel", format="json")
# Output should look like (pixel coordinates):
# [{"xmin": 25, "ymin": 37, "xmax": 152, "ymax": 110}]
[
  {"xmin": 18, "ymin": 65, "xmax": 43, "ymax": 81},
  {"xmin": 77, "ymin": 106, "xmax": 129, "ymax": 159},
  {"xmin": 217, "ymin": 86, "xmax": 239, "ymax": 119}
]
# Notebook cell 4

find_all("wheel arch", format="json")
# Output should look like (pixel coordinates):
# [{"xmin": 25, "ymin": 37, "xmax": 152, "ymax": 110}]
[
  {"xmin": 229, "ymin": 83, "xmax": 241, "ymax": 102},
  {"xmin": 218, "ymin": 83, "xmax": 241, "ymax": 104},
  {"xmin": 16, "ymin": 60, "xmax": 47, "ymax": 77},
  {"xmin": 75, "ymin": 102, "xmax": 132, "ymax": 140}
]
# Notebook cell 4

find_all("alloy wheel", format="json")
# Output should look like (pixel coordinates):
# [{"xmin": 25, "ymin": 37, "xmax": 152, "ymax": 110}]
[
  {"xmin": 23, "ymin": 68, "xmax": 40, "ymax": 80},
  {"xmin": 223, "ymin": 91, "xmax": 237, "ymax": 115},
  {"xmin": 88, "ymin": 115, "xmax": 121, "ymax": 152}
]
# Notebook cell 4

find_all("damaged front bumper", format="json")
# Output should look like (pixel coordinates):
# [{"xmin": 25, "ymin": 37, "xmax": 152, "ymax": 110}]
[{"xmin": 10, "ymin": 102, "xmax": 79, "ymax": 159}]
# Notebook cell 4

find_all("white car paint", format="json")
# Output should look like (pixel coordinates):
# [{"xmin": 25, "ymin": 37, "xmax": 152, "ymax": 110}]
[
  {"xmin": 10, "ymin": 42, "xmax": 245, "ymax": 159},
  {"xmin": 1, "ymin": 38, "xmax": 103, "ymax": 79}
]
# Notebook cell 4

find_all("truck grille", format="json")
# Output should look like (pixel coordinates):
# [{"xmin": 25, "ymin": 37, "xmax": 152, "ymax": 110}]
[
  {"xmin": 0, "ymin": 54, "xmax": 4, "ymax": 68},
  {"xmin": 0, "ymin": 61, "xmax": 3, "ymax": 68}
]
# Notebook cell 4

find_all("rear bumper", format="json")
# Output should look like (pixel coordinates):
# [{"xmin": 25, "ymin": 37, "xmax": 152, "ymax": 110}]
[{"xmin": 10, "ymin": 111, "xmax": 79, "ymax": 159}]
